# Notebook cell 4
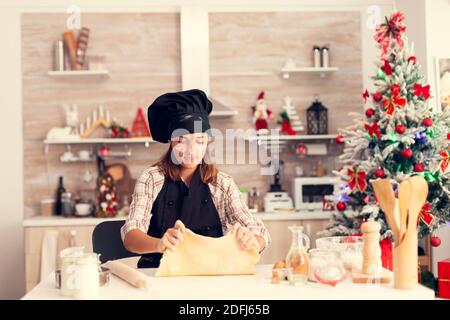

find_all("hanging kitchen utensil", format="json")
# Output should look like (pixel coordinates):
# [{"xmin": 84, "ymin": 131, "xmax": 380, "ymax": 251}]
[{"xmin": 106, "ymin": 163, "xmax": 136, "ymax": 205}]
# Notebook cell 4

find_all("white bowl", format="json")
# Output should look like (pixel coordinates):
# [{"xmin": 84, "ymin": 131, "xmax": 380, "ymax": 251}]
[
  {"xmin": 75, "ymin": 203, "xmax": 92, "ymax": 216},
  {"xmin": 315, "ymin": 236, "xmax": 363, "ymax": 272}
]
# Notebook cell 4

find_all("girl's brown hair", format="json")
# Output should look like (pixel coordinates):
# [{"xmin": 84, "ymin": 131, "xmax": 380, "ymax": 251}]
[{"xmin": 153, "ymin": 145, "xmax": 218, "ymax": 184}]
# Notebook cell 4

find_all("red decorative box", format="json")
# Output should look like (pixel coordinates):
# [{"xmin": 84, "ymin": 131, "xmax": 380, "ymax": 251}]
[
  {"xmin": 438, "ymin": 258, "xmax": 450, "ymax": 299},
  {"xmin": 380, "ymin": 238, "xmax": 393, "ymax": 271}
]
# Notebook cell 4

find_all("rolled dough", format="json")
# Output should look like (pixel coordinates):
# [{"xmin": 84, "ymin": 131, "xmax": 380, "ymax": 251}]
[{"xmin": 155, "ymin": 228, "xmax": 260, "ymax": 277}]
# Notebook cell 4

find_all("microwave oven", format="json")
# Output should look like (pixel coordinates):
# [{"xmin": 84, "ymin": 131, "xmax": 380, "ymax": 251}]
[{"xmin": 292, "ymin": 176, "xmax": 341, "ymax": 210}]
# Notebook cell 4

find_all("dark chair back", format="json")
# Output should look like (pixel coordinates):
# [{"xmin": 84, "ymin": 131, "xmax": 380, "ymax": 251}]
[{"xmin": 92, "ymin": 220, "xmax": 139, "ymax": 263}]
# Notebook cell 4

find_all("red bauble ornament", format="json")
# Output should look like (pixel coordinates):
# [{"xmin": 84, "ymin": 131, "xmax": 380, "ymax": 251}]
[
  {"xmin": 414, "ymin": 163, "xmax": 425, "ymax": 172},
  {"xmin": 430, "ymin": 236, "xmax": 441, "ymax": 247},
  {"xmin": 408, "ymin": 56, "xmax": 417, "ymax": 64},
  {"xmin": 335, "ymin": 135, "xmax": 345, "ymax": 145},
  {"xmin": 99, "ymin": 146, "xmax": 110, "ymax": 157},
  {"xmin": 375, "ymin": 169, "xmax": 386, "ymax": 178},
  {"xmin": 295, "ymin": 143, "xmax": 308, "ymax": 157},
  {"xmin": 395, "ymin": 124, "xmax": 405, "ymax": 134},
  {"xmin": 381, "ymin": 60, "xmax": 392, "ymax": 75},
  {"xmin": 401, "ymin": 149, "xmax": 413, "ymax": 159},
  {"xmin": 365, "ymin": 108, "xmax": 375, "ymax": 118},
  {"xmin": 423, "ymin": 118, "xmax": 433, "ymax": 127},
  {"xmin": 447, "ymin": 133, "xmax": 450, "ymax": 140},
  {"xmin": 336, "ymin": 202, "xmax": 346, "ymax": 211},
  {"xmin": 373, "ymin": 92, "xmax": 383, "ymax": 102}
]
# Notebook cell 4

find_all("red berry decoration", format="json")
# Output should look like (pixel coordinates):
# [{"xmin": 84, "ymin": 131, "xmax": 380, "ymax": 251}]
[
  {"xmin": 336, "ymin": 202, "xmax": 346, "ymax": 211},
  {"xmin": 99, "ymin": 146, "xmax": 110, "ymax": 157},
  {"xmin": 430, "ymin": 236, "xmax": 441, "ymax": 247},
  {"xmin": 408, "ymin": 56, "xmax": 417, "ymax": 64},
  {"xmin": 422, "ymin": 117, "xmax": 433, "ymax": 127},
  {"xmin": 395, "ymin": 124, "xmax": 405, "ymax": 134},
  {"xmin": 365, "ymin": 108, "xmax": 375, "ymax": 118},
  {"xmin": 414, "ymin": 163, "xmax": 425, "ymax": 172},
  {"xmin": 375, "ymin": 169, "xmax": 386, "ymax": 178},
  {"xmin": 401, "ymin": 149, "xmax": 413, "ymax": 159},
  {"xmin": 372, "ymin": 92, "xmax": 383, "ymax": 102},
  {"xmin": 335, "ymin": 134, "xmax": 345, "ymax": 145}
]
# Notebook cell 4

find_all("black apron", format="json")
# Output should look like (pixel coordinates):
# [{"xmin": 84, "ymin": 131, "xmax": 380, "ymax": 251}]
[{"xmin": 137, "ymin": 167, "xmax": 223, "ymax": 268}]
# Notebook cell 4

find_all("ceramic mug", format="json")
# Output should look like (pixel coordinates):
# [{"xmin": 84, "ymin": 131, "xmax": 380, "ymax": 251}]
[{"xmin": 78, "ymin": 150, "xmax": 91, "ymax": 161}]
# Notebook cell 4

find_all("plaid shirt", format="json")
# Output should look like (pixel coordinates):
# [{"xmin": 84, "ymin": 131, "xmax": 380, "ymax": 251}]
[{"xmin": 121, "ymin": 166, "xmax": 271, "ymax": 250}]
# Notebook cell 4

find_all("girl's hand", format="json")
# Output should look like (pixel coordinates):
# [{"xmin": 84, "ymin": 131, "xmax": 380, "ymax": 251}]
[
  {"xmin": 231, "ymin": 223, "xmax": 260, "ymax": 251},
  {"xmin": 157, "ymin": 220, "xmax": 186, "ymax": 253}
]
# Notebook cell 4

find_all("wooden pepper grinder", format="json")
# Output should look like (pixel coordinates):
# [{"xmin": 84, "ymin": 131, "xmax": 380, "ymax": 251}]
[
  {"xmin": 361, "ymin": 220, "xmax": 382, "ymax": 275},
  {"xmin": 352, "ymin": 219, "xmax": 392, "ymax": 284},
  {"xmin": 351, "ymin": 220, "xmax": 393, "ymax": 284}
]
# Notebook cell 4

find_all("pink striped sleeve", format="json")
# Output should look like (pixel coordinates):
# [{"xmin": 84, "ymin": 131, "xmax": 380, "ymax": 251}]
[
  {"xmin": 224, "ymin": 176, "xmax": 271, "ymax": 251},
  {"xmin": 120, "ymin": 170, "xmax": 154, "ymax": 241}
]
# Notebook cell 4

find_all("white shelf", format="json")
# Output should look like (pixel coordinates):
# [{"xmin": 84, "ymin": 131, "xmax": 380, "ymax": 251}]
[
  {"xmin": 44, "ymin": 137, "xmax": 155, "ymax": 146},
  {"xmin": 281, "ymin": 67, "xmax": 339, "ymax": 78},
  {"xmin": 211, "ymin": 71, "xmax": 275, "ymax": 77},
  {"xmin": 210, "ymin": 110, "xmax": 239, "ymax": 117},
  {"xmin": 245, "ymin": 134, "xmax": 338, "ymax": 142},
  {"xmin": 47, "ymin": 69, "xmax": 109, "ymax": 78},
  {"xmin": 23, "ymin": 210, "xmax": 331, "ymax": 227}
]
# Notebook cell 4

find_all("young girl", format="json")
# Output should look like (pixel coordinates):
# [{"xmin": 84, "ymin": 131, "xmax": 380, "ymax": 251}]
[{"xmin": 121, "ymin": 89, "xmax": 271, "ymax": 268}]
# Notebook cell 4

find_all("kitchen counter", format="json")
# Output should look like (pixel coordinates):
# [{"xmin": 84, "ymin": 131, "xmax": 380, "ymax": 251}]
[
  {"xmin": 23, "ymin": 211, "xmax": 331, "ymax": 227},
  {"xmin": 22, "ymin": 264, "xmax": 435, "ymax": 300}
]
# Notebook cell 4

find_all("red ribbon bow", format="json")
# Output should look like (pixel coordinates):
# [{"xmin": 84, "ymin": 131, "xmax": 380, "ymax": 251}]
[
  {"xmin": 347, "ymin": 168, "xmax": 367, "ymax": 192},
  {"xmin": 365, "ymin": 122, "xmax": 381, "ymax": 139},
  {"xmin": 382, "ymin": 84, "xmax": 407, "ymax": 116},
  {"xmin": 363, "ymin": 89, "xmax": 370, "ymax": 102},
  {"xmin": 440, "ymin": 150, "xmax": 450, "ymax": 173},
  {"xmin": 375, "ymin": 11, "xmax": 406, "ymax": 58},
  {"xmin": 418, "ymin": 202, "xmax": 434, "ymax": 227},
  {"xmin": 414, "ymin": 83, "xmax": 430, "ymax": 100}
]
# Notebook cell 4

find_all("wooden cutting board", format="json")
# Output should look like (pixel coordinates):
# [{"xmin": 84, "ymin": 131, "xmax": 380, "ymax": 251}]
[{"xmin": 351, "ymin": 268, "xmax": 393, "ymax": 284}]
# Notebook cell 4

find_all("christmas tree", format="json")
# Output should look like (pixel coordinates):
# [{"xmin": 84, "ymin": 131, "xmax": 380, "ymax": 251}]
[{"xmin": 321, "ymin": 12, "xmax": 450, "ymax": 241}]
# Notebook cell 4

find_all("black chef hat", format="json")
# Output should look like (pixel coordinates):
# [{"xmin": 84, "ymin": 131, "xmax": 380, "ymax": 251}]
[{"xmin": 147, "ymin": 89, "xmax": 213, "ymax": 143}]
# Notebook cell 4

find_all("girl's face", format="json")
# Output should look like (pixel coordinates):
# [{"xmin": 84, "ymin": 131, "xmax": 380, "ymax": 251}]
[{"xmin": 170, "ymin": 132, "xmax": 209, "ymax": 169}]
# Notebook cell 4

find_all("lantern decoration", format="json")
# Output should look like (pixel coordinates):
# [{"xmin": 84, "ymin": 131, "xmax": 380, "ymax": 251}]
[{"xmin": 306, "ymin": 97, "xmax": 328, "ymax": 135}]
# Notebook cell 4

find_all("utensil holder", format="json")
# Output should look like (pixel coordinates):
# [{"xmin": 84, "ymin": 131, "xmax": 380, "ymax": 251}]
[{"xmin": 393, "ymin": 220, "xmax": 418, "ymax": 289}]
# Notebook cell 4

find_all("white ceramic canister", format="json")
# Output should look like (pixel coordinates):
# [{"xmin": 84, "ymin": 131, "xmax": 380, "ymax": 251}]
[
  {"xmin": 60, "ymin": 247, "xmax": 85, "ymax": 297},
  {"xmin": 72, "ymin": 253, "xmax": 101, "ymax": 300}
]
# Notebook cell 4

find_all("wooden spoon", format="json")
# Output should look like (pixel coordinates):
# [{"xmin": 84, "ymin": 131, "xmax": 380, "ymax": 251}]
[
  {"xmin": 406, "ymin": 176, "xmax": 429, "ymax": 235},
  {"xmin": 371, "ymin": 179, "xmax": 400, "ymax": 239},
  {"xmin": 397, "ymin": 180, "xmax": 412, "ymax": 245}
]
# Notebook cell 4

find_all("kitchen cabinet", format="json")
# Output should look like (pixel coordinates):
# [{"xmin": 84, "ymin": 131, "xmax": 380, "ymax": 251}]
[
  {"xmin": 23, "ymin": 212, "xmax": 330, "ymax": 292},
  {"xmin": 24, "ymin": 225, "xmax": 95, "ymax": 292}
]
